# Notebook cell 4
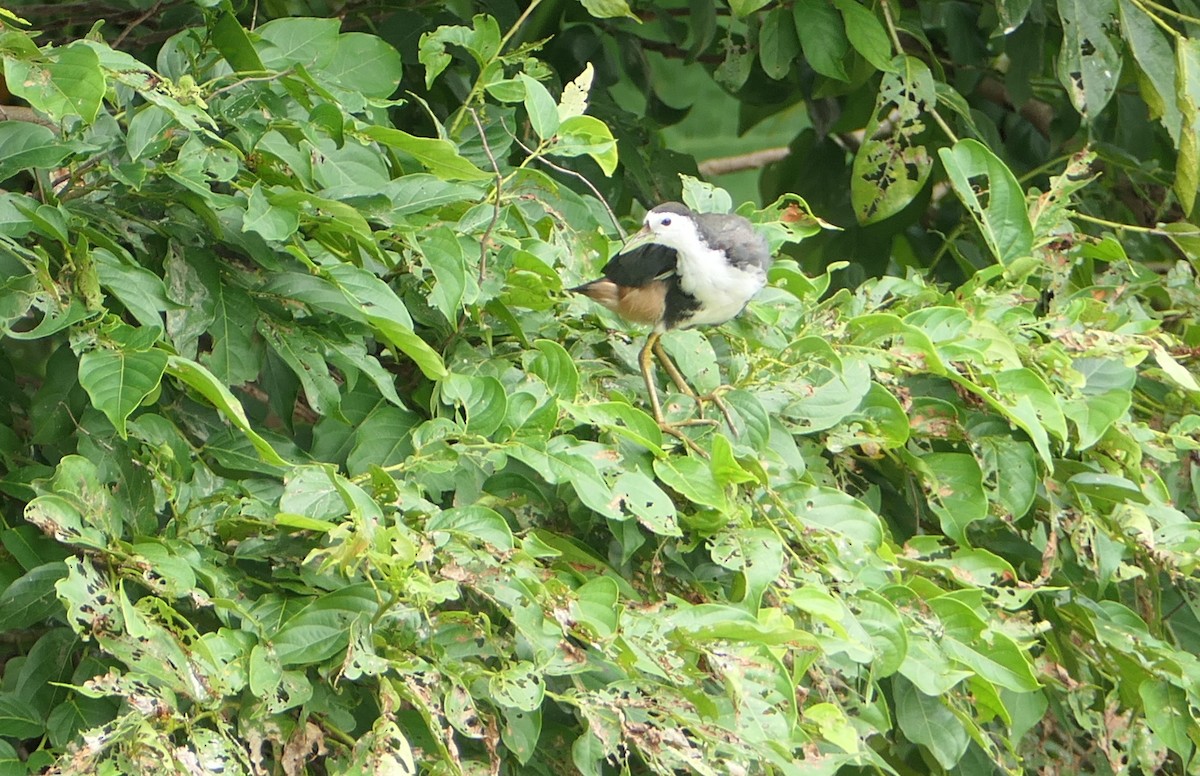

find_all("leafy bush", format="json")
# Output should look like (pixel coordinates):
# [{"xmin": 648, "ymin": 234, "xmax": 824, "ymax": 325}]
[{"xmin": 1, "ymin": 1, "xmax": 1200, "ymax": 774}]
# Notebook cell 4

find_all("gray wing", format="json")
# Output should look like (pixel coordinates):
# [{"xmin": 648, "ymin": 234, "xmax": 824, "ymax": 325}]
[{"xmin": 698, "ymin": 214, "xmax": 772, "ymax": 271}]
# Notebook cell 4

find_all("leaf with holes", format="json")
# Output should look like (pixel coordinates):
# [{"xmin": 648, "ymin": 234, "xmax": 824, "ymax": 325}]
[
  {"xmin": 853, "ymin": 56, "xmax": 935, "ymax": 224},
  {"xmin": 937, "ymin": 139, "xmax": 1033, "ymax": 265},
  {"xmin": 1056, "ymin": 0, "xmax": 1122, "ymax": 120}
]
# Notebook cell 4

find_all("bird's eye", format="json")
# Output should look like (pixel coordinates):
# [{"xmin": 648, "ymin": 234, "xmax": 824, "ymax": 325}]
[{"xmin": 661, "ymin": 217, "xmax": 672, "ymax": 226}]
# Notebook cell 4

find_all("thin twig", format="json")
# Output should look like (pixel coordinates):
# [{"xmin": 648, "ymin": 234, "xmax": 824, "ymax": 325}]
[
  {"xmin": 469, "ymin": 108, "xmax": 502, "ymax": 283},
  {"xmin": 113, "ymin": 0, "xmax": 161, "ymax": 48},
  {"xmin": 1075, "ymin": 212, "xmax": 1200, "ymax": 237},
  {"xmin": 208, "ymin": 68, "xmax": 294, "ymax": 99},
  {"xmin": 879, "ymin": 0, "xmax": 959, "ymax": 144},
  {"xmin": 449, "ymin": 0, "xmax": 544, "ymax": 136},
  {"xmin": 0, "ymin": 106, "xmax": 57, "ymax": 129},
  {"xmin": 879, "ymin": 0, "xmax": 905, "ymax": 54},
  {"xmin": 508, "ymin": 125, "xmax": 625, "ymax": 238},
  {"xmin": 51, "ymin": 156, "xmax": 104, "ymax": 194}
]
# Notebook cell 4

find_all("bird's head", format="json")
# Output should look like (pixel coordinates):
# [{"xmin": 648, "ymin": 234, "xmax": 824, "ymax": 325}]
[{"xmin": 622, "ymin": 202, "xmax": 700, "ymax": 253}]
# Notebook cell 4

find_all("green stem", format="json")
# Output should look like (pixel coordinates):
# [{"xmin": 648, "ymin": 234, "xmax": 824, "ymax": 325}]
[
  {"xmin": 1075, "ymin": 212, "xmax": 1200, "ymax": 237},
  {"xmin": 879, "ymin": 0, "xmax": 959, "ymax": 144},
  {"xmin": 448, "ymin": 0, "xmax": 544, "ymax": 136},
  {"xmin": 1130, "ymin": 0, "xmax": 1192, "ymax": 34}
]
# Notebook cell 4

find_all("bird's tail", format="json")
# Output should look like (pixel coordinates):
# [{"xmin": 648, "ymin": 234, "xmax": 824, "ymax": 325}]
[{"xmin": 567, "ymin": 278, "xmax": 620, "ymax": 309}]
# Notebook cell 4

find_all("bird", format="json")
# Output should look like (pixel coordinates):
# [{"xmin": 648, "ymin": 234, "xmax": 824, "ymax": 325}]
[{"xmin": 570, "ymin": 202, "xmax": 772, "ymax": 441}]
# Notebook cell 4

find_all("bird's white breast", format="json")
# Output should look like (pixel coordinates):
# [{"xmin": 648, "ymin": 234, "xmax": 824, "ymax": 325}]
[{"xmin": 671, "ymin": 229, "xmax": 766, "ymax": 327}]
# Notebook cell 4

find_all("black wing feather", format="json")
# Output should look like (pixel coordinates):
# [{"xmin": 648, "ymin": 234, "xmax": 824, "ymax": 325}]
[{"xmin": 598, "ymin": 243, "xmax": 677, "ymax": 287}]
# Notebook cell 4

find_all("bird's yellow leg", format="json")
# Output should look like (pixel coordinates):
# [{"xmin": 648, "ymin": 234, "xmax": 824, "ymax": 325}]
[
  {"xmin": 640, "ymin": 332, "xmax": 667, "ymax": 424},
  {"xmin": 651, "ymin": 339, "xmax": 737, "ymax": 433},
  {"xmin": 640, "ymin": 333, "xmax": 714, "ymax": 457}
]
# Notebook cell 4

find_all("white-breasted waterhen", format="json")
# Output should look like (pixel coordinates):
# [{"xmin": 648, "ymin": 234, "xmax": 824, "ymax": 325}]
[{"xmin": 571, "ymin": 202, "xmax": 772, "ymax": 439}]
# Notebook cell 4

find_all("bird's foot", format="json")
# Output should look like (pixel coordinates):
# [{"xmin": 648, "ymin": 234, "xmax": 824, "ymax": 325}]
[
  {"xmin": 694, "ymin": 386, "xmax": 738, "ymax": 434},
  {"xmin": 657, "ymin": 420, "xmax": 712, "ymax": 458}
]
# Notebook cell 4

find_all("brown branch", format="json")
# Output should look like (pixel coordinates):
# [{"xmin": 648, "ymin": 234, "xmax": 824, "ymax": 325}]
[
  {"xmin": 113, "ymin": 0, "xmax": 162, "ymax": 48},
  {"xmin": 0, "ymin": 105, "xmax": 57, "ymax": 129},
  {"xmin": 697, "ymin": 146, "xmax": 790, "ymax": 176}
]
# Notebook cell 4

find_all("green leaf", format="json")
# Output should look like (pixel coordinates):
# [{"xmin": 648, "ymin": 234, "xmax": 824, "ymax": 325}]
[
  {"xmin": 580, "ymin": 0, "xmax": 640, "ymax": 20},
  {"xmin": 831, "ymin": 0, "xmax": 896, "ymax": 72},
  {"xmin": 991, "ymin": 367, "xmax": 1068, "ymax": 442},
  {"xmin": 785, "ymin": 484, "xmax": 883, "ymax": 548},
  {"xmin": 1117, "ymin": 0, "xmax": 1181, "ymax": 142},
  {"xmin": 23, "ymin": 495, "xmax": 107, "ymax": 549},
  {"xmin": 441, "ymin": 373, "xmax": 508, "ymax": 436},
  {"xmin": 998, "ymin": 0, "xmax": 1033, "ymax": 31},
  {"xmin": 1056, "ymin": 0, "xmax": 1122, "ymax": 120},
  {"xmin": 242, "ymin": 183, "xmax": 299, "ymax": 242},
  {"xmin": 126, "ymin": 105, "xmax": 175, "ymax": 162},
  {"xmin": 77, "ymin": 346, "xmax": 168, "ymax": 438},
  {"xmin": 422, "ymin": 225, "xmax": 472, "ymax": 321},
  {"xmin": 272, "ymin": 586, "xmax": 378, "ymax": 666},
  {"xmin": 325, "ymin": 264, "xmax": 447, "ymax": 380},
  {"xmin": 852, "ymin": 56, "xmax": 936, "ymax": 225},
  {"xmin": 212, "ymin": 12, "xmax": 266, "ymax": 72},
  {"xmin": 565, "ymin": 401, "xmax": 663, "ymax": 453},
  {"xmin": 428, "ymin": 506, "xmax": 515, "ymax": 550},
  {"xmin": 361, "ymin": 126, "xmax": 492, "ymax": 181},
  {"xmin": 324, "ymin": 32, "xmax": 402, "ymax": 98},
  {"xmin": 894, "ymin": 677, "xmax": 970, "ymax": 769},
  {"xmin": 759, "ymin": 7, "xmax": 800, "ymax": 80},
  {"xmin": 1139, "ymin": 680, "xmax": 1195, "ymax": 762},
  {"xmin": 0, "ymin": 693, "xmax": 43, "ymax": 740},
  {"xmin": 977, "ymin": 435, "xmax": 1037, "ymax": 519},
  {"xmin": 729, "ymin": 0, "xmax": 772, "ymax": 17},
  {"xmin": 165, "ymin": 355, "xmax": 288, "ymax": 466},
  {"xmin": 794, "ymin": 0, "xmax": 850, "ymax": 80},
  {"xmin": 0, "ymin": 561, "xmax": 67, "ymax": 629},
  {"xmin": 611, "ymin": 470, "xmax": 680, "ymax": 536},
  {"xmin": 255, "ymin": 16, "xmax": 339, "ymax": 71},
  {"xmin": 1176, "ymin": 39, "xmax": 1200, "ymax": 215},
  {"xmin": 0, "ymin": 121, "xmax": 70, "ymax": 181},
  {"xmin": 943, "ymin": 631, "xmax": 1041, "ymax": 692},
  {"xmin": 530, "ymin": 339, "xmax": 579, "ymax": 401},
  {"xmin": 418, "ymin": 16, "xmax": 501, "ymax": 88},
  {"xmin": 1063, "ymin": 357, "xmax": 1134, "ymax": 450},
  {"xmin": 93, "ymin": 248, "xmax": 174, "ymax": 329},
  {"xmin": 937, "ymin": 139, "xmax": 1033, "ymax": 266},
  {"xmin": 489, "ymin": 662, "xmax": 545, "ymax": 711},
  {"xmin": 1153, "ymin": 346, "xmax": 1200, "ymax": 392},
  {"xmin": 258, "ymin": 321, "xmax": 343, "ymax": 419},
  {"xmin": 550, "ymin": 115, "xmax": 618, "ymax": 176},
  {"xmin": 501, "ymin": 707, "xmax": 543, "ymax": 765},
  {"xmin": 920, "ymin": 452, "xmax": 987, "ymax": 546},
  {"xmin": 3, "ymin": 42, "xmax": 103, "ymax": 123},
  {"xmin": 511, "ymin": 439, "xmax": 620, "ymax": 520},
  {"xmin": 520, "ymin": 74, "xmax": 560, "ymax": 141},
  {"xmin": 654, "ymin": 454, "xmax": 727, "ymax": 511}
]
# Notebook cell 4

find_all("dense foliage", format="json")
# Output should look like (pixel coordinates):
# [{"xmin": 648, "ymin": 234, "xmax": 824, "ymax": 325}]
[{"xmin": 3, "ymin": 0, "xmax": 1200, "ymax": 774}]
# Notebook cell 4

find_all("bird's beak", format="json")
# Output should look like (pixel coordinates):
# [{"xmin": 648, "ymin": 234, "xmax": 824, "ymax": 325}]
[{"xmin": 620, "ymin": 225, "xmax": 656, "ymax": 252}]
